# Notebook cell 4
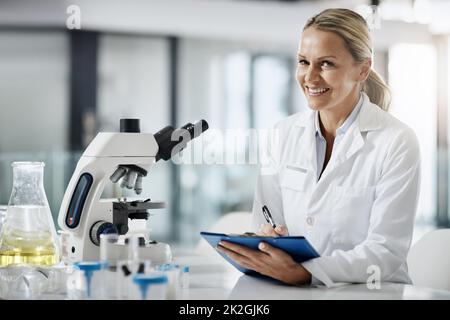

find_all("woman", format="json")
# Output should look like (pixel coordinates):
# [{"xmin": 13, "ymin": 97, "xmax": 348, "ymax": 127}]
[{"xmin": 217, "ymin": 8, "xmax": 420, "ymax": 287}]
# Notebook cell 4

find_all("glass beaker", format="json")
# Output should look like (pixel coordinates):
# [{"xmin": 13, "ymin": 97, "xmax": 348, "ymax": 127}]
[
  {"xmin": 0, "ymin": 205, "xmax": 7, "ymax": 234},
  {"xmin": 0, "ymin": 162, "xmax": 60, "ymax": 266}
]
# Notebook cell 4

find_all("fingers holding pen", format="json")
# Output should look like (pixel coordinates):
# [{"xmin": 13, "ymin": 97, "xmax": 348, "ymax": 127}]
[
  {"xmin": 274, "ymin": 225, "xmax": 288, "ymax": 236},
  {"xmin": 259, "ymin": 206, "xmax": 288, "ymax": 236},
  {"xmin": 257, "ymin": 223, "xmax": 288, "ymax": 237},
  {"xmin": 257, "ymin": 224, "xmax": 277, "ymax": 236}
]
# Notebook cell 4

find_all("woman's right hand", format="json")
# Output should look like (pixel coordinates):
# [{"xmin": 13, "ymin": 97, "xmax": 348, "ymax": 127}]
[{"xmin": 256, "ymin": 223, "xmax": 289, "ymax": 237}]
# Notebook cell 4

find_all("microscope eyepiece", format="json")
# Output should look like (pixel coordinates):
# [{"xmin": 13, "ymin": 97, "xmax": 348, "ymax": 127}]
[
  {"xmin": 154, "ymin": 119, "xmax": 209, "ymax": 162},
  {"xmin": 110, "ymin": 119, "xmax": 209, "ymax": 194},
  {"xmin": 180, "ymin": 119, "xmax": 209, "ymax": 139},
  {"xmin": 120, "ymin": 119, "xmax": 141, "ymax": 133}
]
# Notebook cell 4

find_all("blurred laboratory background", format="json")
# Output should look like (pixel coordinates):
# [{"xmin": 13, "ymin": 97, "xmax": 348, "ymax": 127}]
[{"xmin": 0, "ymin": 0, "xmax": 449, "ymax": 249}]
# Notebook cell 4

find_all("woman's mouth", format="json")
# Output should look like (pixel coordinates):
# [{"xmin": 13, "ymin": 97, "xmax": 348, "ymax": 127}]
[{"xmin": 306, "ymin": 86, "xmax": 330, "ymax": 97}]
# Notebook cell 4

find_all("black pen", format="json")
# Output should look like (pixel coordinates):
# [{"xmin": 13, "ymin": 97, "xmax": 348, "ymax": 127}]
[{"xmin": 262, "ymin": 205, "xmax": 277, "ymax": 229}]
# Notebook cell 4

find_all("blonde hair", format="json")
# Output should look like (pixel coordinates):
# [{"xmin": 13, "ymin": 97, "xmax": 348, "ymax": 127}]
[{"xmin": 304, "ymin": 8, "xmax": 391, "ymax": 111}]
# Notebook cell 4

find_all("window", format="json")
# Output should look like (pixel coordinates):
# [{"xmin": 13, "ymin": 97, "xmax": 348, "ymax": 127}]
[
  {"xmin": 389, "ymin": 43, "xmax": 438, "ymax": 242},
  {"xmin": 0, "ymin": 31, "xmax": 70, "ymax": 221},
  {"xmin": 176, "ymin": 39, "xmax": 296, "ymax": 246},
  {"xmin": 97, "ymin": 34, "xmax": 172, "ymax": 241}
]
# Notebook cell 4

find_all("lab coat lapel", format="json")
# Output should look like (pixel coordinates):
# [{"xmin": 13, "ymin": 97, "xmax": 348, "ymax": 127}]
[
  {"xmin": 326, "ymin": 124, "xmax": 364, "ymax": 173},
  {"xmin": 292, "ymin": 111, "xmax": 317, "ymax": 175},
  {"xmin": 316, "ymin": 93, "xmax": 382, "ymax": 181}
]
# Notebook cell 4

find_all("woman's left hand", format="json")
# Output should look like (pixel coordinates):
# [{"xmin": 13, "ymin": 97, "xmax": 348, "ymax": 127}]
[{"xmin": 217, "ymin": 241, "xmax": 311, "ymax": 286}]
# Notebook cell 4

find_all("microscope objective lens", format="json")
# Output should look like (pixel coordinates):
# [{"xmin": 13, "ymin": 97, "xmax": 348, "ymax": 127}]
[
  {"xmin": 126, "ymin": 171, "xmax": 138, "ymax": 189},
  {"xmin": 134, "ymin": 175, "xmax": 143, "ymax": 194},
  {"xmin": 110, "ymin": 167, "xmax": 127, "ymax": 183}
]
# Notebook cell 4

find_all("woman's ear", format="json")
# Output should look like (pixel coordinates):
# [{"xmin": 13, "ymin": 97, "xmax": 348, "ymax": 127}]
[{"xmin": 359, "ymin": 59, "xmax": 372, "ymax": 82}]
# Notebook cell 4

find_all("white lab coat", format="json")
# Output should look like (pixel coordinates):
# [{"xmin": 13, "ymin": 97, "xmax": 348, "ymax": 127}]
[{"xmin": 252, "ymin": 92, "xmax": 421, "ymax": 287}]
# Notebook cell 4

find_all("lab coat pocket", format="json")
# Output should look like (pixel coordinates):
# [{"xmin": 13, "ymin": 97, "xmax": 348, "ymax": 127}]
[
  {"xmin": 279, "ymin": 166, "xmax": 308, "ymax": 192},
  {"xmin": 280, "ymin": 166, "xmax": 310, "ymax": 234},
  {"xmin": 331, "ymin": 186, "xmax": 375, "ymax": 245}
]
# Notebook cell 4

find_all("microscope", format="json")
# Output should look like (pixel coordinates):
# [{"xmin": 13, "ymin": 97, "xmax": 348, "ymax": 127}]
[{"xmin": 57, "ymin": 118, "xmax": 208, "ymax": 265}]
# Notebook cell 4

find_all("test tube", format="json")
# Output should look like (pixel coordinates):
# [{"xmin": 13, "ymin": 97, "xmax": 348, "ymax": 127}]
[
  {"xmin": 127, "ymin": 234, "xmax": 140, "ymax": 262},
  {"xmin": 115, "ymin": 235, "xmax": 152, "ymax": 299},
  {"xmin": 181, "ymin": 265, "xmax": 190, "ymax": 289},
  {"xmin": 100, "ymin": 233, "xmax": 119, "ymax": 265},
  {"xmin": 155, "ymin": 263, "xmax": 181, "ymax": 299},
  {"xmin": 99, "ymin": 233, "xmax": 120, "ymax": 299}
]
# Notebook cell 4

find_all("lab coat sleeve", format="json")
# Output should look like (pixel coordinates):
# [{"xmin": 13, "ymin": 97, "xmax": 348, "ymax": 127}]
[
  {"xmin": 302, "ymin": 128, "xmax": 421, "ymax": 287},
  {"xmin": 251, "ymin": 126, "xmax": 286, "ymax": 231}
]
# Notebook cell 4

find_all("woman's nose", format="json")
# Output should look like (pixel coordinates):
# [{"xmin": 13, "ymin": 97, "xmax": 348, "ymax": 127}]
[{"xmin": 305, "ymin": 66, "xmax": 320, "ymax": 83}]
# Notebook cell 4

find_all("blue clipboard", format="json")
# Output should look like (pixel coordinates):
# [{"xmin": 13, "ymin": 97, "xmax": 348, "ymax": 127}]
[{"xmin": 200, "ymin": 231, "xmax": 320, "ymax": 277}]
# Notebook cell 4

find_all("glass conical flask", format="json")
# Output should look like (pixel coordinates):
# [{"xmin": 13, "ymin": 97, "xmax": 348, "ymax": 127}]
[{"xmin": 0, "ymin": 162, "xmax": 60, "ymax": 266}]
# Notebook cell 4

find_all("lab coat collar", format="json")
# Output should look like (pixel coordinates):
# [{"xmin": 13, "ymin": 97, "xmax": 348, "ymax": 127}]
[
  {"xmin": 314, "ymin": 92, "xmax": 364, "ymax": 138},
  {"xmin": 292, "ymin": 92, "xmax": 384, "ymax": 179},
  {"xmin": 289, "ymin": 111, "xmax": 316, "ymax": 174},
  {"xmin": 295, "ymin": 92, "xmax": 383, "ymax": 132},
  {"xmin": 357, "ymin": 92, "xmax": 383, "ymax": 132},
  {"xmin": 323, "ymin": 92, "xmax": 385, "ymax": 178}
]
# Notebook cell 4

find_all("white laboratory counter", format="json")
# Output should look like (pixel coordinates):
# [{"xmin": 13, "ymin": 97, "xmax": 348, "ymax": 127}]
[
  {"xmin": 2, "ymin": 251, "xmax": 450, "ymax": 300},
  {"xmin": 173, "ymin": 253, "xmax": 450, "ymax": 300}
]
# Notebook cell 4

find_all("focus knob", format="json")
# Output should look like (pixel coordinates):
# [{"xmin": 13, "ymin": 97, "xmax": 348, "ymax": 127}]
[{"xmin": 90, "ymin": 221, "xmax": 118, "ymax": 246}]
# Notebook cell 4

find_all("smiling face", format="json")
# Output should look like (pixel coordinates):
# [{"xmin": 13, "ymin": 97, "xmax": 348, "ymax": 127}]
[{"xmin": 296, "ymin": 27, "xmax": 370, "ymax": 113}]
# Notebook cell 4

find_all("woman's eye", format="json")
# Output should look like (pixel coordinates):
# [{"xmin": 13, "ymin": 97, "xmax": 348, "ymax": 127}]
[
  {"xmin": 298, "ymin": 59, "xmax": 309, "ymax": 66},
  {"xmin": 321, "ymin": 61, "xmax": 334, "ymax": 67}
]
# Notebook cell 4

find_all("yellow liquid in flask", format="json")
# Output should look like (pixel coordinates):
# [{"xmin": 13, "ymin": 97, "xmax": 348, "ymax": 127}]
[{"xmin": 0, "ymin": 231, "xmax": 59, "ymax": 266}]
